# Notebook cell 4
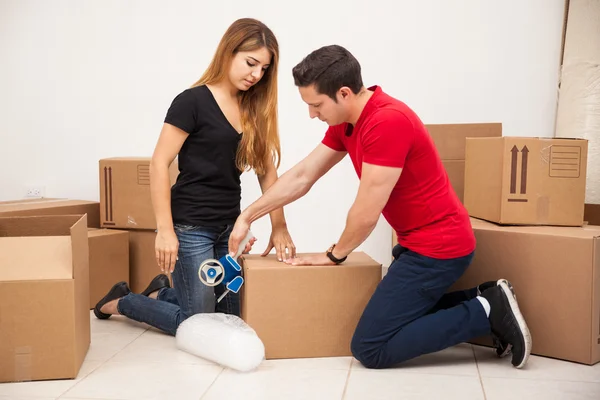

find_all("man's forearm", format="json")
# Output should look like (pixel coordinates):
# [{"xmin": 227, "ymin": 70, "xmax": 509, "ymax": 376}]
[
  {"xmin": 243, "ymin": 165, "xmax": 312, "ymax": 225},
  {"xmin": 331, "ymin": 203, "xmax": 380, "ymax": 258}
]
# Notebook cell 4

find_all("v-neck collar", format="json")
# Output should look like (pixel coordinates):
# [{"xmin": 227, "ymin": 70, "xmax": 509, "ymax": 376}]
[{"xmin": 204, "ymin": 85, "xmax": 243, "ymax": 135}]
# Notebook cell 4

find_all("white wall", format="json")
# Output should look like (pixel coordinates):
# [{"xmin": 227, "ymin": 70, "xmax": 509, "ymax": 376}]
[{"xmin": 0, "ymin": 0, "xmax": 566, "ymax": 266}]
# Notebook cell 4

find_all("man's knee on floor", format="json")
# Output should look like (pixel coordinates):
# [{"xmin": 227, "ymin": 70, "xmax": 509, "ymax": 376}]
[{"xmin": 350, "ymin": 334, "xmax": 387, "ymax": 369}]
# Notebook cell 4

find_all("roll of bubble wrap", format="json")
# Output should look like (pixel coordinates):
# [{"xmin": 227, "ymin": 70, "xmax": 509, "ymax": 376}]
[{"xmin": 176, "ymin": 313, "xmax": 265, "ymax": 372}]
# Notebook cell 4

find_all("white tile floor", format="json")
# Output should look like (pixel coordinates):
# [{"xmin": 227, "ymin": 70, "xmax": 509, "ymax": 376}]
[{"xmin": 2, "ymin": 311, "xmax": 600, "ymax": 400}]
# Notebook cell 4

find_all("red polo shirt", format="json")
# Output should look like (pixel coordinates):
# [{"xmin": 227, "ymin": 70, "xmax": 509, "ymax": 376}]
[{"xmin": 322, "ymin": 86, "xmax": 475, "ymax": 259}]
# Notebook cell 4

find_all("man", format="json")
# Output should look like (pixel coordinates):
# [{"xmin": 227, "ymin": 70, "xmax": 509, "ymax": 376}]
[{"xmin": 229, "ymin": 45, "xmax": 531, "ymax": 369}]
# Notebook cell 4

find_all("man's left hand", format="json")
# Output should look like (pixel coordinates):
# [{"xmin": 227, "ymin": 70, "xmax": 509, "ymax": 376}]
[{"xmin": 283, "ymin": 253, "xmax": 335, "ymax": 266}]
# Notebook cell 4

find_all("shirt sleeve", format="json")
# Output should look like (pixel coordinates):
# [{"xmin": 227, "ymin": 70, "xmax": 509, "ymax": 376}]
[
  {"xmin": 361, "ymin": 111, "xmax": 414, "ymax": 168},
  {"xmin": 321, "ymin": 124, "xmax": 346, "ymax": 152},
  {"xmin": 164, "ymin": 89, "xmax": 198, "ymax": 134}
]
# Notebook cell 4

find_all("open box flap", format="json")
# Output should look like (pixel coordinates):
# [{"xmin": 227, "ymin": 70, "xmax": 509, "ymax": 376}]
[
  {"xmin": 0, "ymin": 215, "xmax": 84, "ymax": 237},
  {"xmin": 0, "ymin": 215, "xmax": 87, "ymax": 282}
]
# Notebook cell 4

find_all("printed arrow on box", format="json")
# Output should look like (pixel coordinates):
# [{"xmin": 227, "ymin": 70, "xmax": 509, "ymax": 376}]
[
  {"xmin": 510, "ymin": 145, "xmax": 518, "ymax": 194},
  {"xmin": 520, "ymin": 146, "xmax": 529, "ymax": 194}
]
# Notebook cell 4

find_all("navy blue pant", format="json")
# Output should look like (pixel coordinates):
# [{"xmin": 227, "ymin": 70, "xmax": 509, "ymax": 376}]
[{"xmin": 351, "ymin": 244, "xmax": 491, "ymax": 369}]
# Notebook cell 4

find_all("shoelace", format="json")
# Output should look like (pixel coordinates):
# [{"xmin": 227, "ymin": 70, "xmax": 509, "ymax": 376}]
[{"xmin": 492, "ymin": 334, "xmax": 512, "ymax": 356}]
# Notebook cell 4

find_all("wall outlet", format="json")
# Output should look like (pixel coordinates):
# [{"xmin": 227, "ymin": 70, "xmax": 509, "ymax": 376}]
[{"xmin": 26, "ymin": 186, "xmax": 45, "ymax": 198}]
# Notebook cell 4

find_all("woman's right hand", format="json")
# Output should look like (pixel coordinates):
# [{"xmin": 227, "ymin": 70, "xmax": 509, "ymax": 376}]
[{"xmin": 155, "ymin": 229, "xmax": 179, "ymax": 274}]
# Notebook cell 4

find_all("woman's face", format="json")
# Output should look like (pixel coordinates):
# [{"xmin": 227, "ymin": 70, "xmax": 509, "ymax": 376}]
[{"xmin": 229, "ymin": 47, "xmax": 272, "ymax": 91}]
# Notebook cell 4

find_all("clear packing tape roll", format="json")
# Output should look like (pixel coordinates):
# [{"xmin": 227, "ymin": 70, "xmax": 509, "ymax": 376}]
[{"xmin": 555, "ymin": 0, "xmax": 600, "ymax": 204}]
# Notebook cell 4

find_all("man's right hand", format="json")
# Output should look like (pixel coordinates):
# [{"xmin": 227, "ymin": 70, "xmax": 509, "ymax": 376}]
[{"xmin": 155, "ymin": 229, "xmax": 179, "ymax": 273}]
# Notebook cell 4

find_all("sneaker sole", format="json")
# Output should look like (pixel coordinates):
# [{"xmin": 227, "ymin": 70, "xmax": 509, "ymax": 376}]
[
  {"xmin": 497, "ymin": 279, "xmax": 532, "ymax": 368},
  {"xmin": 490, "ymin": 280, "xmax": 516, "ymax": 358},
  {"xmin": 497, "ymin": 280, "xmax": 517, "ymax": 358}
]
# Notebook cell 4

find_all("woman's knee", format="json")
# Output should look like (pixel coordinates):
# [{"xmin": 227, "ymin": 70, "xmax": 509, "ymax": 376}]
[{"xmin": 173, "ymin": 255, "xmax": 217, "ymax": 316}]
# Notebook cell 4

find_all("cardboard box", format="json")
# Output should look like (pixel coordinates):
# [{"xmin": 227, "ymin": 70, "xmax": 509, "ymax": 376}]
[
  {"xmin": 441, "ymin": 160, "xmax": 465, "ymax": 203},
  {"xmin": 128, "ymin": 230, "xmax": 163, "ymax": 293},
  {"xmin": 426, "ymin": 123, "xmax": 502, "ymax": 202},
  {"xmin": 0, "ymin": 198, "xmax": 61, "ymax": 205},
  {"xmin": 464, "ymin": 137, "xmax": 588, "ymax": 226},
  {"xmin": 99, "ymin": 157, "xmax": 179, "ymax": 230},
  {"xmin": 0, "ymin": 198, "xmax": 100, "ymax": 228},
  {"xmin": 0, "ymin": 215, "xmax": 91, "ymax": 382},
  {"xmin": 585, "ymin": 204, "xmax": 600, "ymax": 226},
  {"xmin": 391, "ymin": 123, "xmax": 502, "ymax": 247},
  {"xmin": 451, "ymin": 218, "xmax": 600, "ymax": 365},
  {"xmin": 241, "ymin": 252, "xmax": 382, "ymax": 359},
  {"xmin": 88, "ymin": 229, "xmax": 130, "ymax": 308}
]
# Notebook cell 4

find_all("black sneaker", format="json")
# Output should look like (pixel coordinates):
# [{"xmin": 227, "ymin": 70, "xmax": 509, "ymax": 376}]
[
  {"xmin": 491, "ymin": 335, "xmax": 512, "ymax": 358},
  {"xmin": 477, "ymin": 280, "xmax": 497, "ymax": 294},
  {"xmin": 481, "ymin": 279, "xmax": 532, "ymax": 368},
  {"xmin": 478, "ymin": 281, "xmax": 512, "ymax": 358}
]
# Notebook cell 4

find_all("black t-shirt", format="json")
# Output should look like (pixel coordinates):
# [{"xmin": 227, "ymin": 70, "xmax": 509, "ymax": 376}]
[{"xmin": 164, "ymin": 85, "xmax": 242, "ymax": 227}]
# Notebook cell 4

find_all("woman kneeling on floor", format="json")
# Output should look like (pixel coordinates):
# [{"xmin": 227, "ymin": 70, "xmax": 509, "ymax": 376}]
[{"xmin": 94, "ymin": 18, "xmax": 296, "ymax": 335}]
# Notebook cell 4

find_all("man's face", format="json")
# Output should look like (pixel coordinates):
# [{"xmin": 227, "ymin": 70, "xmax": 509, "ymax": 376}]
[{"xmin": 298, "ymin": 84, "xmax": 346, "ymax": 126}]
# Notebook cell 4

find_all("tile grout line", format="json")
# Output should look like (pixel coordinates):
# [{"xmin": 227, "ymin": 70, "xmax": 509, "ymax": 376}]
[
  {"xmin": 472, "ymin": 345, "xmax": 488, "ymax": 400},
  {"xmin": 340, "ymin": 358, "xmax": 354, "ymax": 400},
  {"xmin": 199, "ymin": 367, "xmax": 225, "ymax": 400},
  {"xmin": 468, "ymin": 375, "xmax": 600, "ymax": 384},
  {"xmin": 56, "ymin": 323, "xmax": 149, "ymax": 399}
]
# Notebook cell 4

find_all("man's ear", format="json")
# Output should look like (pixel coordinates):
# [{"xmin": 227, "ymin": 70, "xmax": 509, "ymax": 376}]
[{"xmin": 339, "ymin": 86, "xmax": 352, "ymax": 100}]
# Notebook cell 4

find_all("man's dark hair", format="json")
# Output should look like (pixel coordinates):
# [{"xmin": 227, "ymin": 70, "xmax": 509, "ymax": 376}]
[{"xmin": 292, "ymin": 45, "xmax": 363, "ymax": 101}]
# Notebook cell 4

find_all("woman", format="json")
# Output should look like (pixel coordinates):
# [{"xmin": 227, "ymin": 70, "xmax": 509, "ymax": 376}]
[{"xmin": 93, "ymin": 18, "xmax": 296, "ymax": 336}]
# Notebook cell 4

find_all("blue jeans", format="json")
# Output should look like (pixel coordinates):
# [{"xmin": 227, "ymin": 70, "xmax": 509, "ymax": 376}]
[
  {"xmin": 351, "ymin": 244, "xmax": 490, "ymax": 369},
  {"xmin": 117, "ymin": 224, "xmax": 240, "ymax": 336}
]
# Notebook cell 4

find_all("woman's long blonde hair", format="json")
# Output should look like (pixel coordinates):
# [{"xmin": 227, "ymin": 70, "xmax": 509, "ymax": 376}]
[{"xmin": 192, "ymin": 18, "xmax": 280, "ymax": 175}]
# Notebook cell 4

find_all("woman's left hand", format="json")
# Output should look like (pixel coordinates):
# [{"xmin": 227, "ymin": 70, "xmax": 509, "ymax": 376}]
[{"xmin": 261, "ymin": 226, "xmax": 296, "ymax": 261}]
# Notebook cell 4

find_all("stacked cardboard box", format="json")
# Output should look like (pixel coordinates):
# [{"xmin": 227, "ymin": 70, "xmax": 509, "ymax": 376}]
[
  {"xmin": 425, "ymin": 122, "xmax": 502, "ymax": 203},
  {"xmin": 457, "ymin": 136, "xmax": 599, "ymax": 365},
  {"xmin": 87, "ymin": 228, "xmax": 130, "ymax": 307},
  {"xmin": 0, "ymin": 157, "xmax": 177, "ymax": 382},
  {"xmin": 98, "ymin": 157, "xmax": 179, "ymax": 293}
]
